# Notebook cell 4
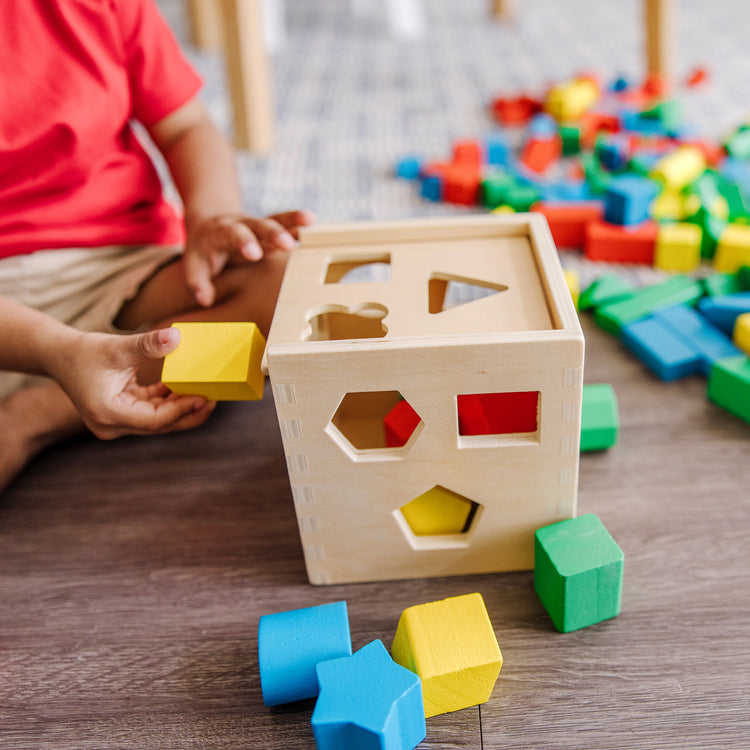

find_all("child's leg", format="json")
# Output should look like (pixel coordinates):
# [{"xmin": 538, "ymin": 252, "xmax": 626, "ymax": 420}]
[
  {"xmin": 115, "ymin": 249, "xmax": 288, "ymax": 334},
  {"xmin": 0, "ymin": 383, "xmax": 84, "ymax": 494}
]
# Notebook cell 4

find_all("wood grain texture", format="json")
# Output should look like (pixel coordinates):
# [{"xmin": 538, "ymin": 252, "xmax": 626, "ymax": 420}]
[{"xmin": 1, "ymin": 316, "xmax": 749, "ymax": 749}]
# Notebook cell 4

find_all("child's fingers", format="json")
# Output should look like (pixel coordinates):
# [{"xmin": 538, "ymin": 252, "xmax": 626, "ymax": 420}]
[
  {"xmin": 267, "ymin": 209, "xmax": 317, "ymax": 239},
  {"xmin": 243, "ymin": 216, "xmax": 298, "ymax": 252},
  {"xmin": 184, "ymin": 250, "xmax": 217, "ymax": 307}
]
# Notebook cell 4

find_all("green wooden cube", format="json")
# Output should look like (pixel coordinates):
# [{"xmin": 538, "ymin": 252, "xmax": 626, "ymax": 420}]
[
  {"xmin": 707, "ymin": 355, "xmax": 750, "ymax": 424},
  {"xmin": 534, "ymin": 514, "xmax": 624, "ymax": 633},
  {"xmin": 580, "ymin": 384, "xmax": 619, "ymax": 452}
]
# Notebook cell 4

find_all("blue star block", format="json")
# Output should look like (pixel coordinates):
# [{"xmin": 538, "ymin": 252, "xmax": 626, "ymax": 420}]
[
  {"xmin": 258, "ymin": 601, "xmax": 352, "ymax": 707},
  {"xmin": 312, "ymin": 640, "xmax": 426, "ymax": 750}
]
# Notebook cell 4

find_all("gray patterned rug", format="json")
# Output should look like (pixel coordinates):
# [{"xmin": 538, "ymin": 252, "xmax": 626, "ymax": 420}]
[{"xmin": 157, "ymin": 0, "xmax": 750, "ymax": 288}]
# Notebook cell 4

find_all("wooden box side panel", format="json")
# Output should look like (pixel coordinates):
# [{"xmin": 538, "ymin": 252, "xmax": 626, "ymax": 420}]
[{"xmin": 268, "ymin": 334, "xmax": 584, "ymax": 584}]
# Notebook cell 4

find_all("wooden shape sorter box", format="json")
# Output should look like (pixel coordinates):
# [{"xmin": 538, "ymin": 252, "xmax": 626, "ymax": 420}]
[{"xmin": 262, "ymin": 214, "xmax": 584, "ymax": 585}]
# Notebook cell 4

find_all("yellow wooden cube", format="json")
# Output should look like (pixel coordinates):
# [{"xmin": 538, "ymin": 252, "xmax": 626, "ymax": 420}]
[
  {"xmin": 161, "ymin": 322, "xmax": 266, "ymax": 400},
  {"xmin": 391, "ymin": 593, "xmax": 503, "ymax": 718},
  {"xmin": 649, "ymin": 146, "xmax": 706, "ymax": 191},
  {"xmin": 734, "ymin": 313, "xmax": 750, "ymax": 355},
  {"xmin": 650, "ymin": 190, "xmax": 687, "ymax": 221},
  {"xmin": 713, "ymin": 224, "xmax": 750, "ymax": 273},
  {"xmin": 563, "ymin": 268, "xmax": 580, "ymax": 310},
  {"xmin": 654, "ymin": 222, "xmax": 702, "ymax": 272}
]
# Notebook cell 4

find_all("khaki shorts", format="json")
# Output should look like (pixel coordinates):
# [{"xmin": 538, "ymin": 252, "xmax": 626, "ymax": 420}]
[{"xmin": 0, "ymin": 245, "xmax": 182, "ymax": 400}]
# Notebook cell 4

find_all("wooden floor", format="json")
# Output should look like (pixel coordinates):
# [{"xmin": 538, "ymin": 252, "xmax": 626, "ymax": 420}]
[{"xmin": 1, "ymin": 316, "xmax": 749, "ymax": 749}]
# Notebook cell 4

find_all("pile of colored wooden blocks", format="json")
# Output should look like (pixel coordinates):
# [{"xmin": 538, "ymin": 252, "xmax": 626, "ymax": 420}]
[
  {"xmin": 395, "ymin": 70, "xmax": 750, "ymax": 274},
  {"xmin": 259, "ymin": 514, "xmax": 624, "ymax": 749},
  {"xmin": 579, "ymin": 267, "xmax": 750, "ymax": 424}
]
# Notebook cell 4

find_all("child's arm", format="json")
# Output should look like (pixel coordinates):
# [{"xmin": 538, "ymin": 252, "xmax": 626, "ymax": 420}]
[
  {"xmin": 0, "ymin": 295, "xmax": 213, "ymax": 439},
  {"xmin": 147, "ymin": 96, "xmax": 314, "ymax": 307}
]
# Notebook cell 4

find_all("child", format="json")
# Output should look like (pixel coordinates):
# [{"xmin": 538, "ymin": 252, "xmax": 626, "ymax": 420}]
[{"xmin": 0, "ymin": 0, "xmax": 313, "ymax": 492}]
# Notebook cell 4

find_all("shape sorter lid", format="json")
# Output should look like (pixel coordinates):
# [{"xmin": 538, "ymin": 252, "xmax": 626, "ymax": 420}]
[{"xmin": 262, "ymin": 214, "xmax": 582, "ymax": 375}]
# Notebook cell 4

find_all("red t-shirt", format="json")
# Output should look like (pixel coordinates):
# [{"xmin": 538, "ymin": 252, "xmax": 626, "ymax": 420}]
[{"xmin": 0, "ymin": 0, "xmax": 203, "ymax": 259}]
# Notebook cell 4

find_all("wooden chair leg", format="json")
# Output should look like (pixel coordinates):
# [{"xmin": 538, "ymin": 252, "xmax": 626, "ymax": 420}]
[
  {"xmin": 219, "ymin": 0, "xmax": 274, "ymax": 154},
  {"xmin": 490, "ymin": 0, "xmax": 513, "ymax": 20},
  {"xmin": 186, "ymin": 0, "xmax": 224, "ymax": 51},
  {"xmin": 644, "ymin": 0, "xmax": 675, "ymax": 83}
]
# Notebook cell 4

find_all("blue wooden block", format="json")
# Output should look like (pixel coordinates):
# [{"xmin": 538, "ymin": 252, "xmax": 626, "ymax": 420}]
[
  {"xmin": 528, "ymin": 113, "xmax": 558, "ymax": 138},
  {"xmin": 420, "ymin": 174, "xmax": 443, "ymax": 202},
  {"xmin": 484, "ymin": 133, "xmax": 510, "ymax": 166},
  {"xmin": 312, "ymin": 640, "xmax": 426, "ymax": 750},
  {"xmin": 603, "ymin": 174, "xmax": 660, "ymax": 226},
  {"xmin": 621, "ymin": 316, "xmax": 701, "ymax": 380},
  {"xmin": 697, "ymin": 292, "xmax": 750, "ymax": 335},
  {"xmin": 258, "ymin": 601, "xmax": 352, "ymax": 707},
  {"xmin": 652, "ymin": 305, "xmax": 742, "ymax": 376},
  {"xmin": 597, "ymin": 136, "xmax": 630, "ymax": 172},
  {"xmin": 395, "ymin": 157, "xmax": 422, "ymax": 180}
]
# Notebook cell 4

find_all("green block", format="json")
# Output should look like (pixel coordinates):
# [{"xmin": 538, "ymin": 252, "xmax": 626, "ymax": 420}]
[
  {"xmin": 686, "ymin": 206, "xmax": 728, "ymax": 259},
  {"xmin": 534, "ymin": 514, "xmax": 624, "ymax": 633},
  {"xmin": 481, "ymin": 172, "xmax": 516, "ymax": 209},
  {"xmin": 580, "ymin": 384, "xmax": 619, "ymax": 451},
  {"xmin": 559, "ymin": 124, "xmax": 581, "ymax": 156},
  {"xmin": 702, "ymin": 272, "xmax": 748, "ymax": 298},
  {"xmin": 740, "ymin": 265, "xmax": 750, "ymax": 289},
  {"xmin": 707, "ymin": 355, "xmax": 750, "ymax": 424},
  {"xmin": 594, "ymin": 275, "xmax": 705, "ymax": 336},
  {"xmin": 578, "ymin": 273, "xmax": 635, "ymax": 312},
  {"xmin": 640, "ymin": 98, "xmax": 683, "ymax": 131},
  {"xmin": 725, "ymin": 128, "xmax": 750, "ymax": 160},
  {"xmin": 505, "ymin": 183, "xmax": 540, "ymax": 212},
  {"xmin": 581, "ymin": 152, "xmax": 611, "ymax": 195}
]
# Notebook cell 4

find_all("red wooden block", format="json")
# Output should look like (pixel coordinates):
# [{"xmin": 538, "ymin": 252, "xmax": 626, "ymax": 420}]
[
  {"xmin": 442, "ymin": 164, "xmax": 481, "ymax": 206},
  {"xmin": 384, "ymin": 399, "xmax": 421, "ymax": 448},
  {"xmin": 452, "ymin": 140, "xmax": 483, "ymax": 168},
  {"xmin": 520, "ymin": 136, "xmax": 562, "ymax": 174},
  {"xmin": 491, "ymin": 95, "xmax": 543, "ymax": 126},
  {"xmin": 642, "ymin": 73, "xmax": 670, "ymax": 98},
  {"xmin": 457, "ymin": 392, "xmax": 540, "ymax": 436},
  {"xmin": 531, "ymin": 201, "xmax": 604, "ymax": 250},
  {"xmin": 686, "ymin": 66, "xmax": 709, "ymax": 88},
  {"xmin": 584, "ymin": 219, "xmax": 658, "ymax": 264},
  {"xmin": 581, "ymin": 111, "xmax": 621, "ymax": 148}
]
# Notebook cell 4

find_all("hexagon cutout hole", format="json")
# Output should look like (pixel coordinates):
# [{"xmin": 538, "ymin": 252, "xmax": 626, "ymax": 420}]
[
  {"xmin": 327, "ymin": 391, "xmax": 424, "ymax": 460},
  {"xmin": 394, "ymin": 485, "xmax": 482, "ymax": 551}
]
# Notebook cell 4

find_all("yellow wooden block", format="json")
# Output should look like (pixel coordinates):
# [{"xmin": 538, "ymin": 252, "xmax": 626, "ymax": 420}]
[
  {"xmin": 391, "ymin": 593, "xmax": 503, "ymax": 718},
  {"xmin": 713, "ymin": 224, "xmax": 750, "ymax": 273},
  {"xmin": 400, "ymin": 486, "xmax": 474, "ymax": 536},
  {"xmin": 651, "ymin": 189, "xmax": 687, "ymax": 221},
  {"xmin": 563, "ymin": 268, "xmax": 580, "ymax": 310},
  {"xmin": 649, "ymin": 146, "xmax": 706, "ymax": 191},
  {"xmin": 491, "ymin": 205, "xmax": 515, "ymax": 214},
  {"xmin": 545, "ymin": 78, "xmax": 598, "ymax": 122},
  {"xmin": 654, "ymin": 222, "xmax": 702, "ymax": 272},
  {"xmin": 161, "ymin": 322, "xmax": 266, "ymax": 400},
  {"xmin": 734, "ymin": 313, "xmax": 750, "ymax": 354}
]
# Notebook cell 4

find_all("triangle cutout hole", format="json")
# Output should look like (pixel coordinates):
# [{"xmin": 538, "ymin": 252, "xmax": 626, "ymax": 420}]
[{"xmin": 428, "ymin": 273, "xmax": 508, "ymax": 314}]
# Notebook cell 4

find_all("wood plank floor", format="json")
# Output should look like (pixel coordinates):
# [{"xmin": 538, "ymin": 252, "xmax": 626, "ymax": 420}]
[{"xmin": 1, "ymin": 317, "xmax": 749, "ymax": 749}]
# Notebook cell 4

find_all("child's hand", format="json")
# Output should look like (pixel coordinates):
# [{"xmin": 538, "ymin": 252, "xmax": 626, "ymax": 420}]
[
  {"xmin": 183, "ymin": 210, "xmax": 315, "ymax": 307},
  {"xmin": 52, "ymin": 328, "xmax": 215, "ymax": 440}
]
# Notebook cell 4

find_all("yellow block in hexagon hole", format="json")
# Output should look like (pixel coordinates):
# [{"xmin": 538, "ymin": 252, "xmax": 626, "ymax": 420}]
[
  {"xmin": 391, "ymin": 593, "xmax": 503, "ymax": 718},
  {"xmin": 161, "ymin": 322, "xmax": 266, "ymax": 400}
]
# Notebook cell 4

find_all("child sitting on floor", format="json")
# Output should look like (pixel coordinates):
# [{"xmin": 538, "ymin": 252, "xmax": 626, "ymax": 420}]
[{"xmin": 0, "ymin": 0, "xmax": 313, "ymax": 492}]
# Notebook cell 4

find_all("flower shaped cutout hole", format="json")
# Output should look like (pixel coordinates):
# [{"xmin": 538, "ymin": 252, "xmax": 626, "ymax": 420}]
[{"xmin": 303, "ymin": 302, "xmax": 389, "ymax": 342}]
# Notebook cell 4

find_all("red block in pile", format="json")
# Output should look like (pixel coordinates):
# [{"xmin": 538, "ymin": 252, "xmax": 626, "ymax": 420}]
[
  {"xmin": 520, "ymin": 136, "xmax": 562, "ymax": 174},
  {"xmin": 531, "ymin": 202, "xmax": 604, "ymax": 250},
  {"xmin": 584, "ymin": 219, "xmax": 658, "ymax": 264},
  {"xmin": 452, "ymin": 139, "xmax": 483, "ymax": 168},
  {"xmin": 442, "ymin": 164, "xmax": 481, "ymax": 205},
  {"xmin": 491, "ymin": 95, "xmax": 543, "ymax": 126}
]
